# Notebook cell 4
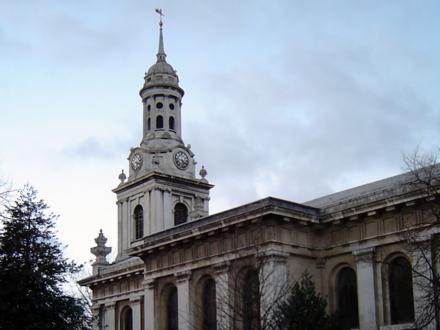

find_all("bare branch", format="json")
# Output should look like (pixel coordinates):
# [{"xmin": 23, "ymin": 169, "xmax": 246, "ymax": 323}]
[{"xmin": 400, "ymin": 149, "xmax": 440, "ymax": 329}]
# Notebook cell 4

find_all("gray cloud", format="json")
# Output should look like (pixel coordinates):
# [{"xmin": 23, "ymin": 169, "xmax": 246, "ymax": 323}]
[
  {"xmin": 63, "ymin": 137, "xmax": 131, "ymax": 160},
  {"xmin": 184, "ymin": 42, "xmax": 438, "ymax": 209}
]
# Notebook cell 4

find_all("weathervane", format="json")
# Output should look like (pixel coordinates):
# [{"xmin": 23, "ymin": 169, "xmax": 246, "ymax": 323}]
[{"xmin": 155, "ymin": 8, "xmax": 164, "ymax": 27}]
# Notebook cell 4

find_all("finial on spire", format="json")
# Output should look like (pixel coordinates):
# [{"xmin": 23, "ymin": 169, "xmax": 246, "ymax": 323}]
[
  {"xmin": 155, "ymin": 8, "xmax": 164, "ymax": 27},
  {"xmin": 155, "ymin": 9, "xmax": 166, "ymax": 62}
]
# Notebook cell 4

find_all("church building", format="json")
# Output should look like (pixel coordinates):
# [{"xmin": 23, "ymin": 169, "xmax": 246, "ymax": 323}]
[{"xmin": 79, "ymin": 16, "xmax": 439, "ymax": 330}]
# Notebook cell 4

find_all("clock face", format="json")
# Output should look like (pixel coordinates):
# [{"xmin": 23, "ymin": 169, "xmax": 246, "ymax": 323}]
[
  {"xmin": 131, "ymin": 153, "xmax": 143, "ymax": 171},
  {"xmin": 174, "ymin": 151, "xmax": 189, "ymax": 170}
]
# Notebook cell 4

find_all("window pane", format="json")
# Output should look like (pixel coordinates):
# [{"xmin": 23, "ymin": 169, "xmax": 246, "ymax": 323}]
[
  {"xmin": 167, "ymin": 287, "xmax": 178, "ymax": 330},
  {"xmin": 121, "ymin": 307, "xmax": 133, "ymax": 330},
  {"xmin": 134, "ymin": 205, "xmax": 143, "ymax": 239},
  {"xmin": 389, "ymin": 257, "xmax": 415, "ymax": 324},
  {"xmin": 202, "ymin": 279, "xmax": 217, "ymax": 330},
  {"xmin": 336, "ymin": 267, "xmax": 359, "ymax": 329},
  {"xmin": 242, "ymin": 270, "xmax": 260, "ymax": 330}
]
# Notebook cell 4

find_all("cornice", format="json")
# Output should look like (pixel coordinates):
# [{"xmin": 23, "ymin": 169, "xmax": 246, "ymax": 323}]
[
  {"xmin": 78, "ymin": 263, "xmax": 144, "ymax": 287},
  {"xmin": 113, "ymin": 171, "xmax": 214, "ymax": 194},
  {"xmin": 127, "ymin": 197, "xmax": 320, "ymax": 258}
]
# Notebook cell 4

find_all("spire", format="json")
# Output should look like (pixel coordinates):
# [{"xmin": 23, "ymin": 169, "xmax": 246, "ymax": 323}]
[{"xmin": 155, "ymin": 9, "xmax": 166, "ymax": 62}]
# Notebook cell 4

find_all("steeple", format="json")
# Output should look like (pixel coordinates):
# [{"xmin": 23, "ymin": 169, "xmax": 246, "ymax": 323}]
[
  {"xmin": 111, "ymin": 12, "xmax": 213, "ymax": 254},
  {"xmin": 134, "ymin": 9, "xmax": 192, "ymax": 179}
]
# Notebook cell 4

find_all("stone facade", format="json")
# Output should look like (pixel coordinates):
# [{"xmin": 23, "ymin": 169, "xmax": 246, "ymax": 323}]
[{"xmin": 79, "ymin": 20, "xmax": 440, "ymax": 330}]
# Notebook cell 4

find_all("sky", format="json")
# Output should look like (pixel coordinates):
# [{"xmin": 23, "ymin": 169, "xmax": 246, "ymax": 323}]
[{"xmin": 1, "ymin": 0, "xmax": 439, "ymax": 267}]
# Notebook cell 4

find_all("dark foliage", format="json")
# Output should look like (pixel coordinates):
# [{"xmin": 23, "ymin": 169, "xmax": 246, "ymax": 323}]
[
  {"xmin": 0, "ymin": 186, "xmax": 90, "ymax": 330},
  {"xmin": 273, "ymin": 271, "xmax": 342, "ymax": 330}
]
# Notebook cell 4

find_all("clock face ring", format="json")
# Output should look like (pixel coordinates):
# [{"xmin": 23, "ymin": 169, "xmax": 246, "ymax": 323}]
[
  {"xmin": 131, "ymin": 153, "xmax": 143, "ymax": 171},
  {"xmin": 174, "ymin": 150, "xmax": 189, "ymax": 170}
]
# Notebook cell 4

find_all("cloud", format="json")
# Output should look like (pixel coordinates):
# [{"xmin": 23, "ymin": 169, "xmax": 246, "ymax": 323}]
[
  {"xmin": 63, "ymin": 137, "xmax": 128, "ymax": 160},
  {"xmin": 185, "ymin": 41, "xmax": 438, "ymax": 210},
  {"xmin": 1, "ymin": 0, "xmax": 440, "ymax": 264}
]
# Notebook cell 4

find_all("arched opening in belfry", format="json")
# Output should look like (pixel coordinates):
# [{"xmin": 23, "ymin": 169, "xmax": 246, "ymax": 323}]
[
  {"xmin": 156, "ymin": 115, "xmax": 164, "ymax": 129},
  {"xmin": 169, "ymin": 116, "xmax": 175, "ymax": 130},
  {"xmin": 147, "ymin": 117, "xmax": 151, "ymax": 131}
]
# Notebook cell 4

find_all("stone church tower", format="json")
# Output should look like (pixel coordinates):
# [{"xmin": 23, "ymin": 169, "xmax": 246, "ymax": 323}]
[{"xmin": 113, "ymin": 18, "xmax": 213, "ymax": 260}]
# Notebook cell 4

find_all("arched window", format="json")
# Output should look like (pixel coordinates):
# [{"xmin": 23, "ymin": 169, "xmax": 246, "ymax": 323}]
[
  {"xmin": 120, "ymin": 306, "xmax": 133, "ymax": 330},
  {"xmin": 242, "ymin": 269, "xmax": 260, "ymax": 330},
  {"xmin": 133, "ymin": 205, "xmax": 143, "ymax": 239},
  {"xmin": 202, "ymin": 278, "xmax": 217, "ymax": 330},
  {"xmin": 336, "ymin": 267, "xmax": 359, "ymax": 329},
  {"xmin": 156, "ymin": 115, "xmax": 164, "ymax": 129},
  {"xmin": 389, "ymin": 257, "xmax": 415, "ymax": 324},
  {"xmin": 169, "ymin": 116, "xmax": 175, "ymax": 130},
  {"xmin": 147, "ymin": 117, "xmax": 151, "ymax": 131},
  {"xmin": 174, "ymin": 203, "xmax": 188, "ymax": 225},
  {"xmin": 166, "ymin": 286, "xmax": 178, "ymax": 330}
]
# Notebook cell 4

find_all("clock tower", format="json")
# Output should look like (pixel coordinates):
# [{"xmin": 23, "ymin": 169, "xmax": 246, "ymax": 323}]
[{"xmin": 113, "ymin": 16, "xmax": 213, "ymax": 259}]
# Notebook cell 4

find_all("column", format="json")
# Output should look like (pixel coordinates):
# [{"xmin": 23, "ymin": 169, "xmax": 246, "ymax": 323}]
[
  {"xmin": 122, "ymin": 198, "xmax": 129, "ymax": 251},
  {"xmin": 176, "ymin": 270, "xmax": 191, "ymax": 330},
  {"xmin": 105, "ymin": 302, "xmax": 116, "ymax": 330},
  {"xmin": 163, "ymin": 190, "xmax": 173, "ymax": 229},
  {"xmin": 131, "ymin": 296, "xmax": 143, "ymax": 330},
  {"xmin": 353, "ymin": 248, "xmax": 378, "ymax": 330},
  {"xmin": 117, "ymin": 201, "xmax": 123, "ymax": 257},
  {"xmin": 144, "ymin": 279, "xmax": 156, "ymax": 330},
  {"xmin": 157, "ymin": 189, "xmax": 164, "ymax": 231},
  {"xmin": 259, "ymin": 250, "xmax": 289, "ymax": 328},
  {"xmin": 214, "ymin": 262, "xmax": 231, "ymax": 330},
  {"xmin": 91, "ymin": 305, "xmax": 100, "ymax": 330},
  {"xmin": 315, "ymin": 258, "xmax": 327, "ymax": 297},
  {"xmin": 151, "ymin": 189, "xmax": 160, "ymax": 233},
  {"xmin": 143, "ymin": 191, "xmax": 151, "ymax": 236}
]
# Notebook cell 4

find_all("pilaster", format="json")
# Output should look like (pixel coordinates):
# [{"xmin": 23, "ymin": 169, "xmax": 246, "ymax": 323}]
[
  {"xmin": 105, "ymin": 302, "xmax": 116, "ymax": 330},
  {"xmin": 151, "ymin": 189, "xmax": 160, "ymax": 233},
  {"xmin": 131, "ymin": 296, "xmax": 143, "ymax": 330},
  {"xmin": 144, "ymin": 279, "xmax": 156, "ymax": 330},
  {"xmin": 259, "ymin": 250, "xmax": 289, "ymax": 328},
  {"xmin": 123, "ymin": 198, "xmax": 129, "ymax": 251},
  {"xmin": 143, "ymin": 192, "xmax": 151, "ymax": 236},
  {"xmin": 176, "ymin": 270, "xmax": 192, "ymax": 330},
  {"xmin": 353, "ymin": 247, "xmax": 378, "ymax": 330},
  {"xmin": 214, "ymin": 262, "xmax": 231, "ymax": 330},
  {"xmin": 164, "ymin": 189, "xmax": 173, "ymax": 228}
]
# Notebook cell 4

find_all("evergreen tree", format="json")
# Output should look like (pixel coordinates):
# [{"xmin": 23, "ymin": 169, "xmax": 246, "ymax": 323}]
[
  {"xmin": 0, "ymin": 185, "xmax": 90, "ymax": 330},
  {"xmin": 273, "ymin": 271, "xmax": 342, "ymax": 330}
]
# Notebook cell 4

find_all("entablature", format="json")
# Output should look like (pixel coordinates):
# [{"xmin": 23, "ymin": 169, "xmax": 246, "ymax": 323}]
[{"xmin": 127, "ymin": 197, "xmax": 320, "ymax": 258}]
